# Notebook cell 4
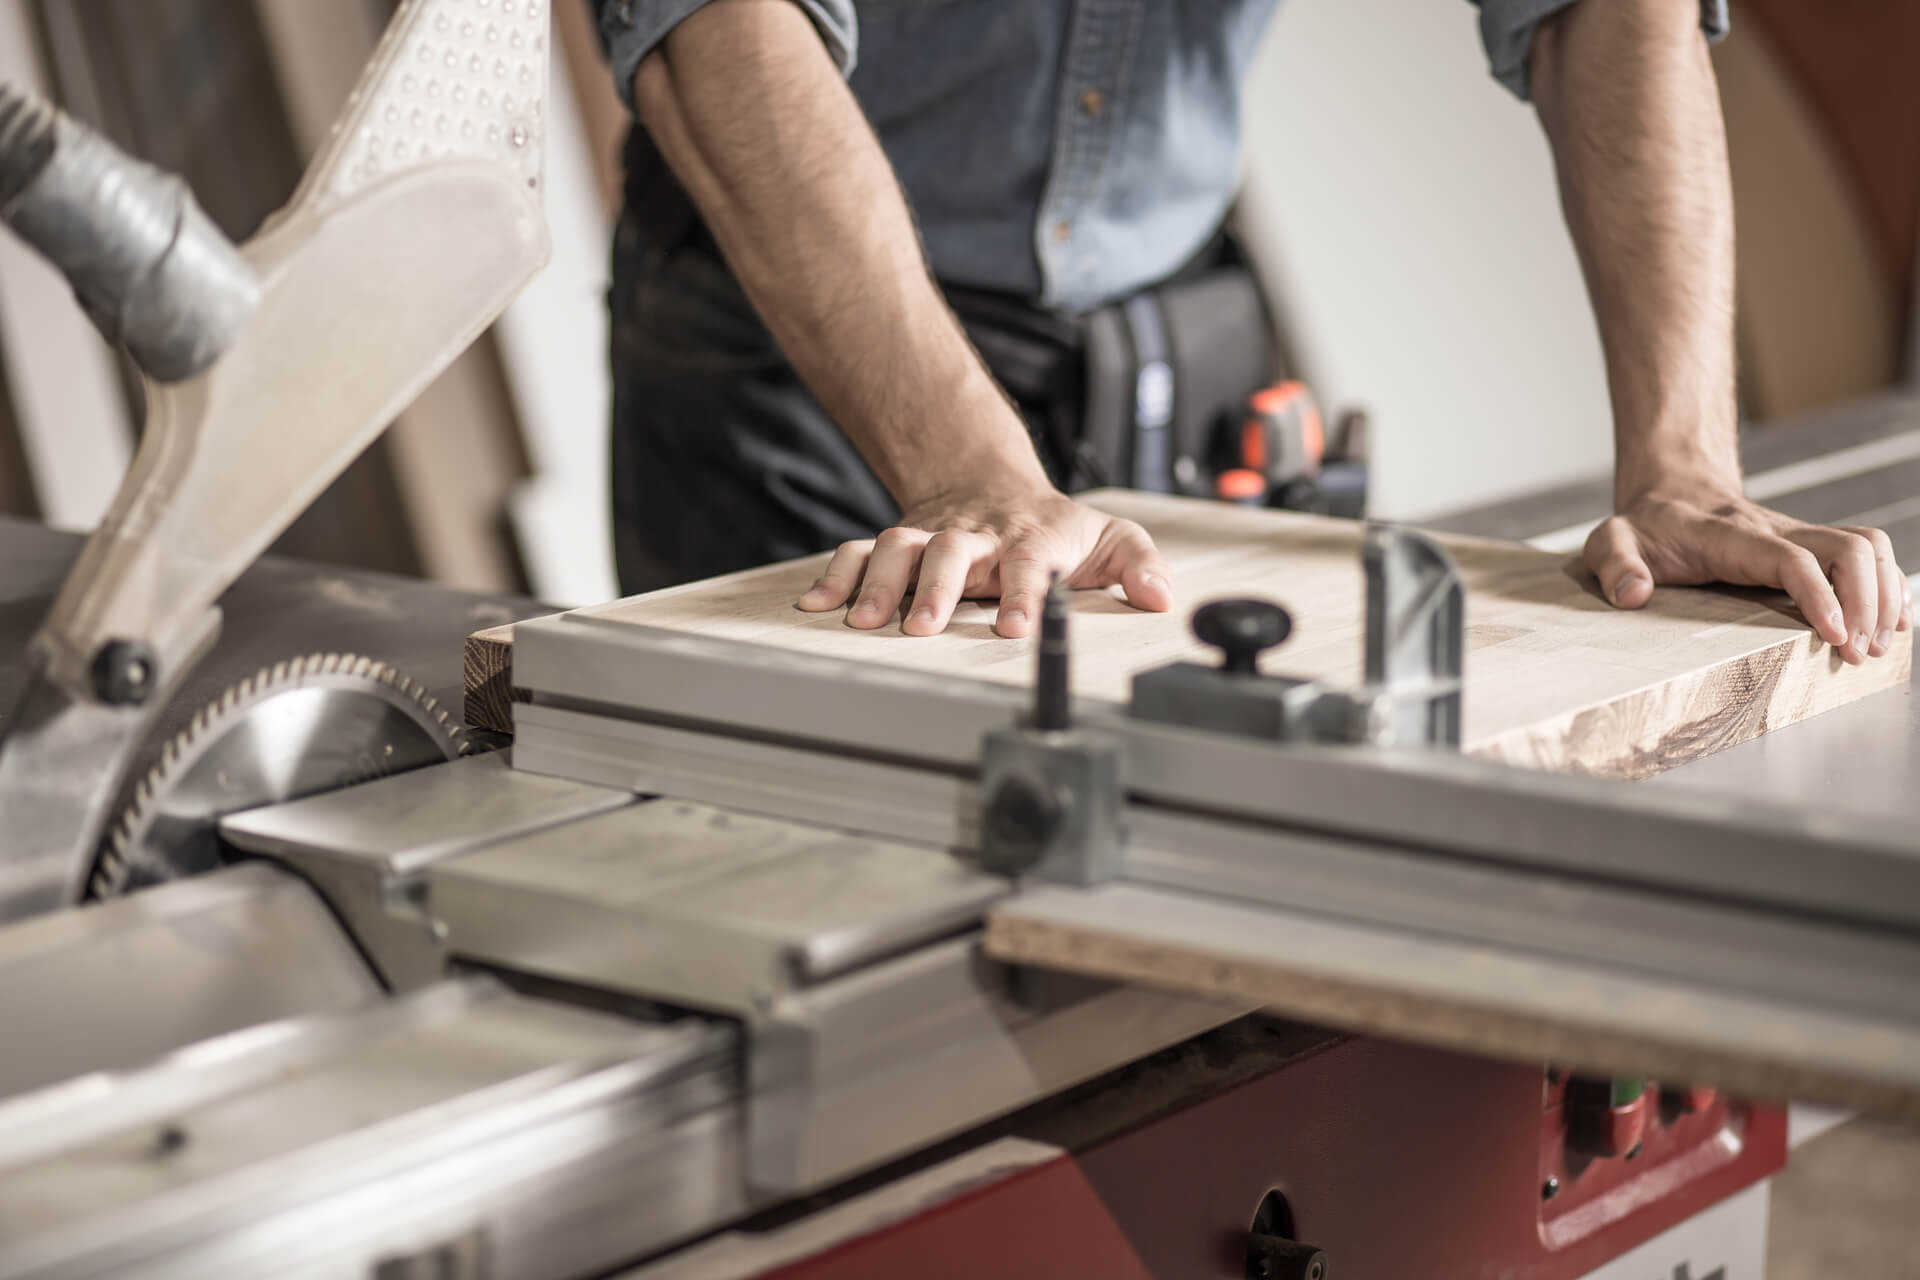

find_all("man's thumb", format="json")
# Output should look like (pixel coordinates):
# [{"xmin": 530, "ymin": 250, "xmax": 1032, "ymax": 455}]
[{"xmin": 1584, "ymin": 516, "xmax": 1655, "ymax": 609}]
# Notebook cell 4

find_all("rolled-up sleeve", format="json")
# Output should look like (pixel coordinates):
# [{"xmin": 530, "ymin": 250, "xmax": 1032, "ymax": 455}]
[
  {"xmin": 595, "ymin": 0, "xmax": 858, "ymax": 111},
  {"xmin": 1472, "ymin": 0, "xmax": 1730, "ymax": 100}
]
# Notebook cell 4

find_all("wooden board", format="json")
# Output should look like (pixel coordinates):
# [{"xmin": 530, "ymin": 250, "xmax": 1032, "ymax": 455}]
[
  {"xmin": 465, "ymin": 490, "xmax": 1909, "ymax": 778},
  {"xmin": 985, "ymin": 883, "xmax": 1920, "ymax": 1120}
]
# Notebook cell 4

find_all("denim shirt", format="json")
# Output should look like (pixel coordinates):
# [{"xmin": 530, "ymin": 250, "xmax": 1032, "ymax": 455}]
[{"xmin": 596, "ymin": 0, "xmax": 1729, "ymax": 313}]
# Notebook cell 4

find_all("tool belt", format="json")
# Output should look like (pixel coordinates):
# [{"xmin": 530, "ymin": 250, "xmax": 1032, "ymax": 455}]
[
  {"xmin": 622, "ymin": 125, "xmax": 1286, "ymax": 503},
  {"xmin": 946, "ymin": 236, "xmax": 1280, "ymax": 497}
]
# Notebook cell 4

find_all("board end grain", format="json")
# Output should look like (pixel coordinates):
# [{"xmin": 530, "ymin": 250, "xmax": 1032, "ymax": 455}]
[{"xmin": 463, "ymin": 622, "xmax": 522, "ymax": 736}]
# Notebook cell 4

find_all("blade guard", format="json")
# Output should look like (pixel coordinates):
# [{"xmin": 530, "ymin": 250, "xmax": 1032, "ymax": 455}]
[{"xmin": 32, "ymin": 0, "xmax": 554, "ymax": 697}]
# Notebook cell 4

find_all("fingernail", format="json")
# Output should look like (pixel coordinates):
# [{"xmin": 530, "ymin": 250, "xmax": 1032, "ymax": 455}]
[
  {"xmin": 1612, "ymin": 574, "xmax": 1647, "ymax": 604},
  {"xmin": 910, "ymin": 606, "xmax": 935, "ymax": 625},
  {"xmin": 1145, "ymin": 574, "xmax": 1170, "ymax": 592},
  {"xmin": 1827, "ymin": 608, "xmax": 1846, "ymax": 635},
  {"xmin": 1002, "ymin": 607, "xmax": 1027, "ymax": 624},
  {"xmin": 1874, "ymin": 628, "xmax": 1892, "ymax": 655}
]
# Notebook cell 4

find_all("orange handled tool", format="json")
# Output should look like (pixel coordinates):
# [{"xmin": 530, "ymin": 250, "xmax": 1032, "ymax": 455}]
[{"xmin": 1241, "ymin": 381, "xmax": 1324, "ymax": 489}]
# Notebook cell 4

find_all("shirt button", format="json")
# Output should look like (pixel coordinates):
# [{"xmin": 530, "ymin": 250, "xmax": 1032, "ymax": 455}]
[
  {"xmin": 1079, "ymin": 89, "xmax": 1105, "ymax": 117},
  {"xmin": 1051, "ymin": 220, "xmax": 1072, "ymax": 243}
]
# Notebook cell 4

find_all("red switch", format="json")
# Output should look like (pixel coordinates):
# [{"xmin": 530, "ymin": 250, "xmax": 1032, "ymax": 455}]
[
  {"xmin": 1566, "ymin": 1075, "xmax": 1649, "ymax": 1159},
  {"xmin": 1661, "ymin": 1083, "xmax": 1719, "ymax": 1117}
]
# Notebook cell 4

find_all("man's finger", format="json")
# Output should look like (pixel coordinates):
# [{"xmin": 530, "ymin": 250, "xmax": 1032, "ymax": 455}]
[
  {"xmin": 797, "ymin": 540, "xmax": 873, "ymax": 612},
  {"xmin": 1844, "ymin": 526, "xmax": 1904, "ymax": 655},
  {"xmin": 1583, "ymin": 517, "xmax": 1655, "ymax": 609},
  {"xmin": 1799, "ymin": 528, "xmax": 1878, "ymax": 663},
  {"xmin": 903, "ymin": 530, "xmax": 987, "ymax": 636},
  {"xmin": 1767, "ymin": 539, "xmax": 1849, "ymax": 651},
  {"xmin": 1093, "ymin": 519, "xmax": 1173, "ymax": 613},
  {"xmin": 1119, "ymin": 559, "xmax": 1175, "ymax": 613},
  {"xmin": 848, "ymin": 527, "xmax": 929, "ymax": 630},
  {"xmin": 994, "ymin": 541, "xmax": 1055, "ymax": 639}
]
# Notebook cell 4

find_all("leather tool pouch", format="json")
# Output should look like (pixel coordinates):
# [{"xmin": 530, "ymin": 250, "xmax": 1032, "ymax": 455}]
[{"xmin": 950, "ymin": 235, "xmax": 1280, "ymax": 496}]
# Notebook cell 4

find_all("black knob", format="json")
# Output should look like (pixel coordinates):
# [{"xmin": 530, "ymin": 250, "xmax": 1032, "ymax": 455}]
[
  {"xmin": 980, "ymin": 774, "xmax": 1065, "ymax": 875},
  {"xmin": 90, "ymin": 638, "xmax": 158, "ymax": 705},
  {"xmin": 1192, "ymin": 599, "xmax": 1293, "ymax": 675}
]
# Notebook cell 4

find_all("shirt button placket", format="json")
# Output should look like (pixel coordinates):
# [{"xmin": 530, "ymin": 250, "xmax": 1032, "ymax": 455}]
[
  {"xmin": 1066, "ymin": 75, "xmax": 1104, "ymax": 296},
  {"xmin": 1037, "ymin": 0, "xmax": 1140, "ymax": 306}
]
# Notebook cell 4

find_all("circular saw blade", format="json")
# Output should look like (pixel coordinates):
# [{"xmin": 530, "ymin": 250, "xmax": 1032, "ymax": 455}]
[{"xmin": 88, "ymin": 653, "xmax": 470, "ymax": 900}]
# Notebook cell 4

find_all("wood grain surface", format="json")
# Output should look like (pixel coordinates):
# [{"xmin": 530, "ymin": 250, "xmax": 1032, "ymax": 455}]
[
  {"xmin": 472, "ymin": 491, "xmax": 1914, "ymax": 1091},
  {"xmin": 467, "ymin": 490, "xmax": 1909, "ymax": 776}
]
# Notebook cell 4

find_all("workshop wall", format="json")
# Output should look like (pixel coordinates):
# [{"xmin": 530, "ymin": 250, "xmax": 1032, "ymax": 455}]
[
  {"xmin": 0, "ymin": 346, "xmax": 32, "ymax": 521},
  {"xmin": 1239, "ymin": 0, "xmax": 1612, "ymax": 521},
  {"xmin": 1239, "ymin": 0, "xmax": 1918, "ymax": 519},
  {"xmin": 1719, "ymin": 1, "xmax": 1919, "ymax": 416}
]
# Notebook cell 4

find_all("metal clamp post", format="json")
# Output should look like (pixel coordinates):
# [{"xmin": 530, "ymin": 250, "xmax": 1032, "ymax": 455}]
[{"xmin": 976, "ymin": 583, "xmax": 1127, "ymax": 884}]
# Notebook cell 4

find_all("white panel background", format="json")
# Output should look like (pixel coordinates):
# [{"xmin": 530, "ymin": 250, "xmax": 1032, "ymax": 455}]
[{"xmin": 1239, "ymin": 0, "xmax": 1615, "ymax": 519}]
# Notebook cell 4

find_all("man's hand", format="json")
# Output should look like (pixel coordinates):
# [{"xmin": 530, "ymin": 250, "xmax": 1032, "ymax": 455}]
[
  {"xmin": 796, "ymin": 482, "xmax": 1173, "ymax": 638},
  {"xmin": 1586, "ymin": 486, "xmax": 1912, "ymax": 664},
  {"xmin": 638, "ymin": 0, "xmax": 1151, "ymax": 633},
  {"xmin": 1530, "ymin": 2, "xmax": 1908, "ymax": 663}
]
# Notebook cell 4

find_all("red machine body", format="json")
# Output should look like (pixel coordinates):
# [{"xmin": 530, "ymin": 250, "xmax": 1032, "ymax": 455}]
[{"xmin": 741, "ymin": 1034, "xmax": 1784, "ymax": 1280}]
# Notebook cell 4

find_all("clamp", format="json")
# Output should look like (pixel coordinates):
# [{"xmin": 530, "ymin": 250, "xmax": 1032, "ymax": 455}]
[{"xmin": 1130, "ymin": 524, "xmax": 1464, "ymax": 748}]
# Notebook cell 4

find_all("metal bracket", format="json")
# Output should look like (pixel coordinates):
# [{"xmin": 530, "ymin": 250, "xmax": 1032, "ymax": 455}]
[
  {"xmin": 976, "ymin": 584, "xmax": 1127, "ymax": 886},
  {"xmin": 978, "ymin": 727, "xmax": 1126, "ymax": 885},
  {"xmin": 218, "ymin": 754, "xmax": 634, "ymax": 992}
]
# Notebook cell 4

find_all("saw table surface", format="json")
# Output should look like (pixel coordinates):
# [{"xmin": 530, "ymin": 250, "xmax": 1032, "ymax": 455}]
[{"xmin": 477, "ymin": 490, "xmax": 1908, "ymax": 779}]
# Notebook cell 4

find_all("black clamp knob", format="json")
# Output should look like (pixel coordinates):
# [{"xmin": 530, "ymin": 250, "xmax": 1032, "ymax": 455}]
[
  {"xmin": 90, "ymin": 638, "xmax": 158, "ymax": 705},
  {"xmin": 979, "ymin": 774, "xmax": 1067, "ymax": 876},
  {"xmin": 1192, "ymin": 599, "xmax": 1293, "ymax": 675}
]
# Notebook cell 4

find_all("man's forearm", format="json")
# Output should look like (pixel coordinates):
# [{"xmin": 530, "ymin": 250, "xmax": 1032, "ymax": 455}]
[
  {"xmin": 1530, "ymin": 1, "xmax": 1907, "ymax": 658},
  {"xmin": 631, "ymin": 0, "xmax": 1047, "ymax": 510},
  {"xmin": 1531, "ymin": 0, "xmax": 1740, "ymax": 505}
]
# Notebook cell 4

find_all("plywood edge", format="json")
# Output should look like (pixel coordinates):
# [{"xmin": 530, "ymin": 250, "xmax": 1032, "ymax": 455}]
[
  {"xmin": 1470, "ymin": 626, "xmax": 1911, "ymax": 778},
  {"xmin": 985, "ymin": 887, "xmax": 1920, "ymax": 1122}
]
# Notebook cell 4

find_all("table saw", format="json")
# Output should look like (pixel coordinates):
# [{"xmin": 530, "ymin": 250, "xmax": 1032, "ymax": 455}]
[{"xmin": 0, "ymin": 3, "xmax": 1917, "ymax": 1276}]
